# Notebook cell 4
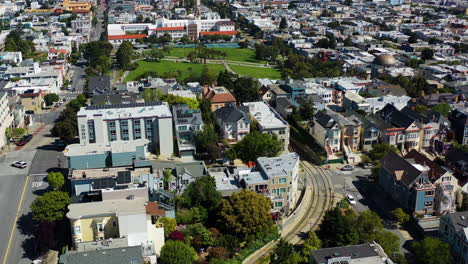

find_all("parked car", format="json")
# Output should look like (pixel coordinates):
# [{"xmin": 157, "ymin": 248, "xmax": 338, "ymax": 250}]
[
  {"xmin": 22, "ymin": 134, "xmax": 33, "ymax": 142},
  {"xmin": 16, "ymin": 140, "xmax": 27, "ymax": 146},
  {"xmin": 346, "ymin": 194, "xmax": 356, "ymax": 205},
  {"xmin": 11, "ymin": 161, "xmax": 27, "ymax": 168},
  {"xmin": 340, "ymin": 165, "xmax": 355, "ymax": 171},
  {"xmin": 25, "ymin": 110, "xmax": 34, "ymax": 115}
]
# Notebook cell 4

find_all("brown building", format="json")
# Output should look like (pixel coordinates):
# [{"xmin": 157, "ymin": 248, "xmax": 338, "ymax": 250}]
[
  {"xmin": 19, "ymin": 89, "xmax": 45, "ymax": 112},
  {"xmin": 202, "ymin": 86, "xmax": 237, "ymax": 111}
]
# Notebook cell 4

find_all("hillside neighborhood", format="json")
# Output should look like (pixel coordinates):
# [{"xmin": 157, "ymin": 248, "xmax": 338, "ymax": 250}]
[{"xmin": 0, "ymin": 0, "xmax": 467, "ymax": 263}]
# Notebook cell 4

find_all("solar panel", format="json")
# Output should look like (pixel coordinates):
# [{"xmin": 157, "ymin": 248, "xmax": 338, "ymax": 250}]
[
  {"xmin": 85, "ymin": 102, "xmax": 163, "ymax": 110},
  {"xmin": 114, "ymin": 185, "xmax": 128, "ymax": 190},
  {"xmin": 92, "ymin": 178, "xmax": 117, "ymax": 190},
  {"xmin": 116, "ymin": 171, "xmax": 131, "ymax": 184}
]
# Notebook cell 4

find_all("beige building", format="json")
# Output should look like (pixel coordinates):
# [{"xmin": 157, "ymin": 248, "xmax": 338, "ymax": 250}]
[{"xmin": 18, "ymin": 89, "xmax": 45, "ymax": 112}]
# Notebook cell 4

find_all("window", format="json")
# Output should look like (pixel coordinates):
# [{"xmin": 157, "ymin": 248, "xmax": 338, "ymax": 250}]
[
  {"xmin": 88, "ymin": 120, "xmax": 96, "ymax": 143},
  {"xmin": 279, "ymin": 130, "xmax": 285, "ymax": 135},
  {"xmin": 279, "ymin": 178, "xmax": 287, "ymax": 184},
  {"xmin": 274, "ymin": 201, "xmax": 283, "ymax": 208},
  {"xmin": 271, "ymin": 179, "xmax": 275, "ymax": 184},
  {"xmin": 425, "ymin": 191, "xmax": 434, "ymax": 196},
  {"xmin": 178, "ymin": 126, "xmax": 188, "ymax": 131},
  {"xmin": 120, "ymin": 120, "xmax": 129, "ymax": 141},
  {"xmin": 280, "ymin": 188, "xmax": 286, "ymax": 193},
  {"xmin": 133, "ymin": 119, "xmax": 141, "ymax": 140},
  {"xmin": 182, "ymin": 180, "xmax": 189, "ymax": 185},
  {"xmin": 145, "ymin": 119, "xmax": 153, "ymax": 140},
  {"xmin": 113, "ymin": 221, "xmax": 116, "ymax": 227},
  {"xmin": 74, "ymin": 226, "xmax": 81, "ymax": 234},
  {"xmin": 97, "ymin": 223, "xmax": 104, "ymax": 232},
  {"xmin": 108, "ymin": 121, "xmax": 117, "ymax": 142},
  {"xmin": 424, "ymin": 201, "xmax": 433, "ymax": 207}
]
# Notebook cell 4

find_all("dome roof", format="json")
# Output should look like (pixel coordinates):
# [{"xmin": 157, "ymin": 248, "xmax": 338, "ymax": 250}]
[{"xmin": 373, "ymin": 54, "xmax": 397, "ymax": 66}]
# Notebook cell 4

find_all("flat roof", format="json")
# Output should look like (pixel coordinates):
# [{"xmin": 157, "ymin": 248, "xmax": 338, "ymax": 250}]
[
  {"xmin": 71, "ymin": 166, "xmax": 151, "ymax": 180},
  {"xmin": 64, "ymin": 139, "xmax": 149, "ymax": 157},
  {"xmin": 243, "ymin": 101, "xmax": 288, "ymax": 130},
  {"xmin": 77, "ymin": 102, "xmax": 172, "ymax": 120},
  {"xmin": 257, "ymin": 153, "xmax": 299, "ymax": 178},
  {"xmin": 66, "ymin": 198, "xmax": 147, "ymax": 220}
]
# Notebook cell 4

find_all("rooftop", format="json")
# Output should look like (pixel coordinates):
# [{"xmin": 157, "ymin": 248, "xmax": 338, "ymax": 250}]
[
  {"xmin": 77, "ymin": 102, "xmax": 172, "ymax": 120},
  {"xmin": 59, "ymin": 246, "xmax": 143, "ymax": 264},
  {"xmin": 64, "ymin": 139, "xmax": 149, "ymax": 157},
  {"xmin": 310, "ymin": 243, "xmax": 388, "ymax": 264},
  {"xmin": 243, "ymin": 101, "xmax": 288, "ymax": 130},
  {"xmin": 66, "ymin": 198, "xmax": 147, "ymax": 220},
  {"xmin": 257, "ymin": 153, "xmax": 300, "ymax": 178},
  {"xmin": 70, "ymin": 166, "xmax": 151, "ymax": 180}
]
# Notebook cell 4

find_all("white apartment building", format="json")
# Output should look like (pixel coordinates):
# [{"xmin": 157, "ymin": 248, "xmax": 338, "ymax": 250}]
[
  {"xmin": 0, "ymin": 92, "xmax": 13, "ymax": 150},
  {"xmin": 76, "ymin": 102, "xmax": 174, "ymax": 157},
  {"xmin": 365, "ymin": 95, "xmax": 411, "ymax": 114},
  {"xmin": 243, "ymin": 101, "xmax": 289, "ymax": 153}
]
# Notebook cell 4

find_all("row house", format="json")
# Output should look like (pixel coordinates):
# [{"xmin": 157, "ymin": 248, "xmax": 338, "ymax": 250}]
[
  {"xmin": 214, "ymin": 103, "xmax": 250, "ymax": 143},
  {"xmin": 172, "ymin": 104, "xmax": 204, "ymax": 157},
  {"xmin": 439, "ymin": 212, "xmax": 468, "ymax": 264}
]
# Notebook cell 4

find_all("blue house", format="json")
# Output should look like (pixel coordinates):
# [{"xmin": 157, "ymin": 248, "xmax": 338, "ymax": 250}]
[
  {"xmin": 379, "ymin": 151, "xmax": 435, "ymax": 214},
  {"xmin": 279, "ymin": 79, "xmax": 306, "ymax": 106}
]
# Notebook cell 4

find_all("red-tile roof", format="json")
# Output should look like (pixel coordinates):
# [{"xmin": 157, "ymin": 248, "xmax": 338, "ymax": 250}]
[
  {"xmin": 49, "ymin": 48, "xmax": 67, "ymax": 54},
  {"xmin": 203, "ymin": 87, "xmax": 237, "ymax": 103},
  {"xmin": 154, "ymin": 26, "xmax": 185, "ymax": 31},
  {"xmin": 145, "ymin": 202, "xmax": 165, "ymax": 216},
  {"xmin": 200, "ymin": 31, "xmax": 237, "ymax": 36},
  {"xmin": 108, "ymin": 34, "xmax": 147, "ymax": 40}
]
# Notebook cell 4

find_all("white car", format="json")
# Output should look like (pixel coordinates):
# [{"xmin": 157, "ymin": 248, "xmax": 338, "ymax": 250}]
[
  {"xmin": 12, "ymin": 161, "xmax": 27, "ymax": 169},
  {"xmin": 346, "ymin": 194, "xmax": 356, "ymax": 205}
]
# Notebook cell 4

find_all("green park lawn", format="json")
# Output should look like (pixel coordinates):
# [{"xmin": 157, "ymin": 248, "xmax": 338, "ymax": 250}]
[
  {"xmin": 228, "ymin": 64, "xmax": 283, "ymax": 79},
  {"xmin": 167, "ymin": 48, "xmax": 263, "ymax": 63},
  {"xmin": 125, "ymin": 60, "xmax": 227, "ymax": 82}
]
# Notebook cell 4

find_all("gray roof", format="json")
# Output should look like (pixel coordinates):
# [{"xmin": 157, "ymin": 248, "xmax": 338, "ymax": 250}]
[
  {"xmin": 89, "ymin": 76, "xmax": 111, "ymax": 94},
  {"xmin": 175, "ymin": 161, "xmax": 208, "ymax": 178},
  {"xmin": 310, "ymin": 243, "xmax": 384, "ymax": 264},
  {"xmin": 446, "ymin": 211, "xmax": 468, "ymax": 233},
  {"xmin": 59, "ymin": 246, "xmax": 143, "ymax": 264},
  {"xmin": 173, "ymin": 104, "xmax": 203, "ymax": 126},
  {"xmin": 381, "ymin": 151, "xmax": 422, "ymax": 187},
  {"xmin": 215, "ymin": 103, "xmax": 249, "ymax": 123}
]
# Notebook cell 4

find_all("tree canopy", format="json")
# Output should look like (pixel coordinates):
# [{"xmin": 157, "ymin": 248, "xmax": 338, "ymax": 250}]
[
  {"xmin": 182, "ymin": 176, "xmax": 222, "ymax": 212},
  {"xmin": 229, "ymin": 132, "xmax": 283, "ymax": 163},
  {"xmin": 47, "ymin": 172, "xmax": 65, "ymax": 190},
  {"xmin": 431, "ymin": 103, "xmax": 450, "ymax": 117},
  {"xmin": 30, "ymin": 191, "xmax": 71, "ymax": 223},
  {"xmin": 412, "ymin": 237, "xmax": 452, "ymax": 264},
  {"xmin": 270, "ymin": 239, "xmax": 301, "ymax": 264},
  {"xmin": 217, "ymin": 190, "xmax": 273, "ymax": 238},
  {"xmin": 368, "ymin": 143, "xmax": 399, "ymax": 162},
  {"xmin": 159, "ymin": 240, "xmax": 197, "ymax": 264},
  {"xmin": 82, "ymin": 41, "xmax": 113, "ymax": 75},
  {"xmin": 159, "ymin": 217, "xmax": 177, "ymax": 238},
  {"xmin": 317, "ymin": 208, "xmax": 359, "ymax": 247},
  {"xmin": 116, "ymin": 41, "xmax": 134, "ymax": 70},
  {"xmin": 44, "ymin": 93, "xmax": 60, "ymax": 106},
  {"xmin": 231, "ymin": 77, "xmax": 260, "ymax": 103}
]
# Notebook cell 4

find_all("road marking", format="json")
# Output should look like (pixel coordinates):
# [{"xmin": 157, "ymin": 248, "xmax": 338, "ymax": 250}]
[
  {"xmin": 32, "ymin": 181, "xmax": 43, "ymax": 188},
  {"xmin": 2, "ymin": 176, "xmax": 29, "ymax": 264}
]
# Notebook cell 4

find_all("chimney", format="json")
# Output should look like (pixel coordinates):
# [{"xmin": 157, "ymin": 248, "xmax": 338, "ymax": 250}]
[{"xmin": 82, "ymin": 171, "xmax": 86, "ymax": 179}]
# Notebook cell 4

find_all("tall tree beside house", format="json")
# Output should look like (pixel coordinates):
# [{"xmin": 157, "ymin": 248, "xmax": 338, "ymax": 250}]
[
  {"xmin": 230, "ymin": 132, "xmax": 283, "ymax": 163},
  {"xmin": 116, "ymin": 41, "xmax": 134, "ymax": 70},
  {"xmin": 194, "ymin": 123, "xmax": 218, "ymax": 154},
  {"xmin": 317, "ymin": 208, "xmax": 359, "ymax": 247},
  {"xmin": 200, "ymin": 66, "xmax": 217, "ymax": 86},
  {"xmin": 412, "ymin": 237, "xmax": 452, "ymax": 264},
  {"xmin": 279, "ymin": 17, "xmax": 287, "ymax": 30},
  {"xmin": 182, "ymin": 176, "xmax": 222, "ymax": 212},
  {"xmin": 47, "ymin": 172, "xmax": 65, "ymax": 190},
  {"xmin": 270, "ymin": 239, "xmax": 301, "ymax": 264},
  {"xmin": 44, "ymin": 93, "xmax": 60, "ymax": 106},
  {"xmin": 299, "ymin": 98, "xmax": 315, "ymax": 120},
  {"xmin": 231, "ymin": 77, "xmax": 261, "ymax": 103},
  {"xmin": 301, "ymin": 231, "xmax": 322, "ymax": 259},
  {"xmin": 431, "ymin": 103, "xmax": 451, "ymax": 117},
  {"xmin": 217, "ymin": 189, "xmax": 273, "ymax": 238},
  {"xmin": 367, "ymin": 144, "xmax": 399, "ymax": 162},
  {"xmin": 163, "ymin": 169, "xmax": 172, "ymax": 190},
  {"xmin": 159, "ymin": 240, "xmax": 197, "ymax": 264},
  {"xmin": 30, "ymin": 191, "xmax": 71, "ymax": 223},
  {"xmin": 374, "ymin": 231, "xmax": 400, "ymax": 256},
  {"xmin": 355, "ymin": 210, "xmax": 384, "ymax": 243},
  {"xmin": 4, "ymin": 29, "xmax": 34, "ymax": 54},
  {"xmin": 82, "ymin": 41, "xmax": 113, "ymax": 67},
  {"xmin": 391, "ymin": 208, "xmax": 410, "ymax": 225},
  {"xmin": 421, "ymin": 48, "xmax": 434, "ymax": 61},
  {"xmin": 199, "ymin": 98, "xmax": 215, "ymax": 124}
]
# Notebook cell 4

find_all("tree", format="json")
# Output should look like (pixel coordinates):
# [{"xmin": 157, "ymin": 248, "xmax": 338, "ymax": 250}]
[
  {"xmin": 159, "ymin": 240, "xmax": 197, "ymax": 264},
  {"xmin": 146, "ymin": 47, "xmax": 164, "ymax": 61},
  {"xmin": 391, "ymin": 253, "xmax": 407, "ymax": 264},
  {"xmin": 200, "ymin": 66, "xmax": 217, "ymax": 86},
  {"xmin": 343, "ymin": 36, "xmax": 353, "ymax": 46},
  {"xmin": 199, "ymin": 99, "xmax": 215, "ymax": 124},
  {"xmin": 195, "ymin": 123, "xmax": 218, "ymax": 155},
  {"xmin": 421, "ymin": 48, "xmax": 434, "ymax": 61},
  {"xmin": 163, "ymin": 169, "xmax": 172, "ymax": 190},
  {"xmin": 141, "ymin": 89, "xmax": 162, "ymax": 102},
  {"xmin": 116, "ymin": 41, "xmax": 134, "ymax": 70},
  {"xmin": 217, "ymin": 70, "xmax": 237, "ymax": 88},
  {"xmin": 239, "ymin": 41, "xmax": 249, "ymax": 49},
  {"xmin": 412, "ymin": 237, "xmax": 452, "ymax": 264},
  {"xmin": 44, "ymin": 93, "xmax": 60, "ymax": 106},
  {"xmin": 159, "ymin": 217, "xmax": 177, "ymax": 238},
  {"xmin": 431, "ymin": 103, "xmax": 450, "ymax": 117},
  {"xmin": 5, "ymin": 127, "xmax": 26, "ymax": 139},
  {"xmin": 82, "ymin": 41, "xmax": 113, "ymax": 70},
  {"xmin": 374, "ymin": 231, "xmax": 400, "ymax": 256},
  {"xmin": 317, "ymin": 208, "xmax": 359, "ymax": 247},
  {"xmin": 47, "ymin": 172, "xmax": 65, "ymax": 190},
  {"xmin": 344, "ymin": 0, "xmax": 352, "ymax": 6},
  {"xmin": 30, "ymin": 191, "xmax": 71, "ymax": 223},
  {"xmin": 391, "ymin": 208, "xmax": 410, "ymax": 225},
  {"xmin": 232, "ymin": 132, "xmax": 283, "ymax": 163},
  {"xmin": 182, "ymin": 176, "xmax": 222, "ymax": 212},
  {"xmin": 231, "ymin": 77, "xmax": 260, "ymax": 103},
  {"xmin": 356, "ymin": 210, "xmax": 383, "ymax": 242},
  {"xmin": 169, "ymin": 230, "xmax": 185, "ymax": 241},
  {"xmin": 368, "ymin": 143, "xmax": 399, "ymax": 162},
  {"xmin": 279, "ymin": 17, "xmax": 287, "ymax": 30},
  {"xmin": 408, "ymin": 35, "xmax": 418, "ymax": 44},
  {"xmin": 270, "ymin": 239, "xmax": 301, "ymax": 264},
  {"xmin": 217, "ymin": 190, "xmax": 273, "ymax": 238},
  {"xmin": 299, "ymin": 98, "xmax": 315, "ymax": 120},
  {"xmin": 302, "ymin": 231, "xmax": 322, "ymax": 259}
]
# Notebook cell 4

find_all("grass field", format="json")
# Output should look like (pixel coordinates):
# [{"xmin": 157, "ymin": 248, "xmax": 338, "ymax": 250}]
[
  {"xmin": 228, "ymin": 64, "xmax": 282, "ymax": 79},
  {"xmin": 167, "ymin": 48, "xmax": 263, "ymax": 63},
  {"xmin": 125, "ymin": 60, "xmax": 226, "ymax": 81}
]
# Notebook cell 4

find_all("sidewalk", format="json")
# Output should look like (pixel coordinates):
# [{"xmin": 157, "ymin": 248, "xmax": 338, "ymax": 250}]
[{"xmin": 0, "ymin": 123, "xmax": 49, "ymax": 156}]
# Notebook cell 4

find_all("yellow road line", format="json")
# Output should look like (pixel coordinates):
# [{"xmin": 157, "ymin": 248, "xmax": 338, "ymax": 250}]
[{"xmin": 2, "ymin": 175, "xmax": 30, "ymax": 264}]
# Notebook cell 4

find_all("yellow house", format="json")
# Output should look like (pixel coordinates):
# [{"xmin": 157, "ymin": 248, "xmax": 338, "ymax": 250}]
[
  {"xmin": 66, "ymin": 199, "xmax": 166, "ymax": 256},
  {"xmin": 18, "ymin": 89, "xmax": 45, "ymax": 112}
]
